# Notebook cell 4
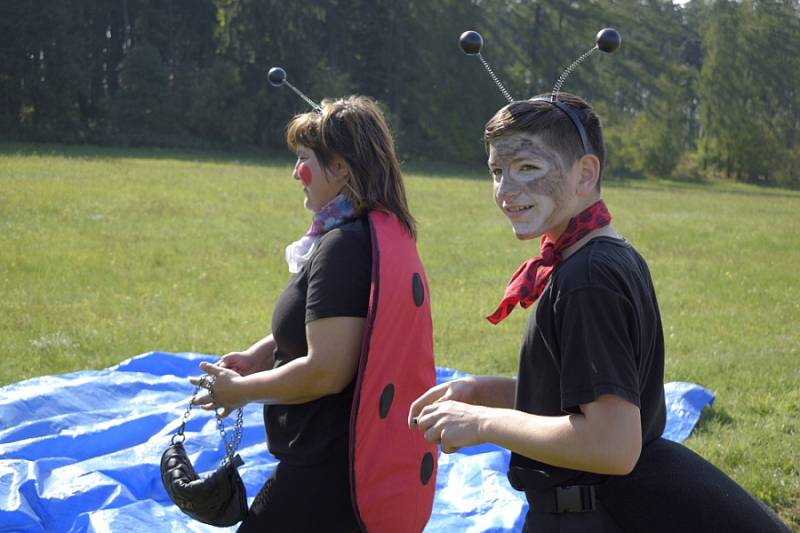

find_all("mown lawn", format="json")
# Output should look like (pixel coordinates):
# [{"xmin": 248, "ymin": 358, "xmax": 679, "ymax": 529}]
[{"xmin": 1, "ymin": 142, "xmax": 798, "ymax": 527}]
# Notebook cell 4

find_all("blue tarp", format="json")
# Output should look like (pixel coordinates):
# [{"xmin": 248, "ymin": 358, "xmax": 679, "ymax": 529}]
[{"xmin": 0, "ymin": 352, "xmax": 714, "ymax": 533}]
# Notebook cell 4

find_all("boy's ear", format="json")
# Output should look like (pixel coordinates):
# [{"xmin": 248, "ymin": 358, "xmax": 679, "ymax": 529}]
[{"xmin": 577, "ymin": 154, "xmax": 601, "ymax": 195}]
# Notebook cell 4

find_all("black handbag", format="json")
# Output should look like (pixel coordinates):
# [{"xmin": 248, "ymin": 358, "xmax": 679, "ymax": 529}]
[{"xmin": 160, "ymin": 376, "xmax": 248, "ymax": 527}]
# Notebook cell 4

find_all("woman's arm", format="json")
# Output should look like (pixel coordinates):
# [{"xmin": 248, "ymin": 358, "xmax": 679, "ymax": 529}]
[
  {"xmin": 218, "ymin": 334, "xmax": 277, "ymax": 376},
  {"xmin": 192, "ymin": 316, "xmax": 364, "ymax": 412},
  {"xmin": 240, "ymin": 316, "xmax": 364, "ymax": 404}
]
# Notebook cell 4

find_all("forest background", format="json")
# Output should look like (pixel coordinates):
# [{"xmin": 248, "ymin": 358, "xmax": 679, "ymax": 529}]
[{"xmin": 2, "ymin": 0, "xmax": 800, "ymax": 187}]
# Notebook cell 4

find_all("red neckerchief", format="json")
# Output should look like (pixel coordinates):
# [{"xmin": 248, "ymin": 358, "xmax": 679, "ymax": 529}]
[{"xmin": 486, "ymin": 200, "xmax": 612, "ymax": 324}]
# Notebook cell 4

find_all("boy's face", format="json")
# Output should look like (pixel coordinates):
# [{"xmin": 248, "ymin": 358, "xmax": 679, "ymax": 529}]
[{"xmin": 488, "ymin": 132, "xmax": 577, "ymax": 240}]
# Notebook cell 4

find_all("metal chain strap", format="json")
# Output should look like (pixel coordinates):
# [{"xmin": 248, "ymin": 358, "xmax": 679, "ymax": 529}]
[
  {"xmin": 170, "ymin": 375, "xmax": 244, "ymax": 467},
  {"xmin": 171, "ymin": 386, "xmax": 201, "ymax": 444},
  {"xmin": 208, "ymin": 376, "xmax": 244, "ymax": 465}
]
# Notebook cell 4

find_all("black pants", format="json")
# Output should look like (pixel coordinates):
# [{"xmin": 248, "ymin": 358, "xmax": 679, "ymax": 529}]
[
  {"xmin": 522, "ymin": 500, "xmax": 624, "ymax": 533},
  {"xmin": 237, "ymin": 450, "xmax": 360, "ymax": 533},
  {"xmin": 597, "ymin": 438, "xmax": 791, "ymax": 533}
]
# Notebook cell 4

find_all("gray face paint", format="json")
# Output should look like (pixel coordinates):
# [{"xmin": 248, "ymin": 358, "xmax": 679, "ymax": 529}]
[{"xmin": 488, "ymin": 133, "xmax": 573, "ymax": 239}]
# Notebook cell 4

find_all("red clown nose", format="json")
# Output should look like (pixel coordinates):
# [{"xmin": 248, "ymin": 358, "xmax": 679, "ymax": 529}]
[{"xmin": 295, "ymin": 162, "xmax": 313, "ymax": 186}]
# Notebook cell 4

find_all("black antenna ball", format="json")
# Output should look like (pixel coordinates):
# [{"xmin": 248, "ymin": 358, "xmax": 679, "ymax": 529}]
[
  {"xmin": 596, "ymin": 28, "xmax": 621, "ymax": 53},
  {"xmin": 267, "ymin": 67, "xmax": 286, "ymax": 87},
  {"xmin": 459, "ymin": 31, "xmax": 483, "ymax": 55}
]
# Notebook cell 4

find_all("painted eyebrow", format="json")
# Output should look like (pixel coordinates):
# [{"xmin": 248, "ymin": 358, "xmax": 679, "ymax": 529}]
[
  {"xmin": 511, "ymin": 156, "xmax": 545, "ymax": 164},
  {"xmin": 489, "ymin": 150, "xmax": 550, "ymax": 165}
]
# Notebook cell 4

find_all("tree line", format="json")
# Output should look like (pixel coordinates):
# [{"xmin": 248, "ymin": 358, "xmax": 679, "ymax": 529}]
[{"xmin": 1, "ymin": 0, "xmax": 798, "ymax": 186}]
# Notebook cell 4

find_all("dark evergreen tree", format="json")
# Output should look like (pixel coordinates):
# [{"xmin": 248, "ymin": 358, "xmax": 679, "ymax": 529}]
[{"xmin": 0, "ymin": 0, "xmax": 797, "ymax": 185}]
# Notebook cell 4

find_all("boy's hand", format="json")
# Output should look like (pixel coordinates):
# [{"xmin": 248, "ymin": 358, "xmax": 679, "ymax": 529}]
[
  {"xmin": 414, "ymin": 400, "xmax": 489, "ymax": 454},
  {"xmin": 408, "ymin": 377, "xmax": 479, "ymax": 429}
]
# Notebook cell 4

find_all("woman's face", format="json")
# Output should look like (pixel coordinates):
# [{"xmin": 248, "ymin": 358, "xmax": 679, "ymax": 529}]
[{"xmin": 293, "ymin": 145, "xmax": 346, "ymax": 212}]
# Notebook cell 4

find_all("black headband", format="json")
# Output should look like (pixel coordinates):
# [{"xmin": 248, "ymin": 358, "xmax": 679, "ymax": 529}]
[{"xmin": 530, "ymin": 97, "xmax": 593, "ymax": 156}]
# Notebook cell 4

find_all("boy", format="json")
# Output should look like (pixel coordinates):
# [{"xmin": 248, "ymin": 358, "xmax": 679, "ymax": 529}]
[{"xmin": 409, "ymin": 94, "xmax": 789, "ymax": 532}]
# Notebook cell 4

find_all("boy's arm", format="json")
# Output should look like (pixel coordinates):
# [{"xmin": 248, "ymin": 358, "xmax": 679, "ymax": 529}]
[
  {"xmin": 408, "ymin": 374, "xmax": 516, "ymax": 429},
  {"xmin": 414, "ymin": 393, "xmax": 642, "ymax": 475},
  {"xmin": 473, "ymin": 375, "xmax": 517, "ymax": 408}
]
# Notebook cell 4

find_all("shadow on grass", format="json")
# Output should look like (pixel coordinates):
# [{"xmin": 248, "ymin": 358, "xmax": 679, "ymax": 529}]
[
  {"xmin": 401, "ymin": 155, "xmax": 487, "ymax": 181},
  {"xmin": 693, "ymin": 405, "xmax": 736, "ymax": 435},
  {"xmin": 3, "ymin": 141, "xmax": 799, "ymax": 199},
  {"xmin": 402, "ymin": 156, "xmax": 800, "ymax": 200},
  {"xmin": 607, "ymin": 174, "xmax": 800, "ymax": 199},
  {"xmin": 0, "ymin": 140, "xmax": 293, "ymax": 169}
]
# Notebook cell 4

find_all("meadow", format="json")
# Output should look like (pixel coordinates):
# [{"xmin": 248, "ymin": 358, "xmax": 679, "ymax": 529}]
[{"xmin": 1, "ymin": 142, "xmax": 798, "ymax": 527}]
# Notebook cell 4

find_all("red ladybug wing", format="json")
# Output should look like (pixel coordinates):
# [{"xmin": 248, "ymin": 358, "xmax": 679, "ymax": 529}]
[{"xmin": 349, "ymin": 211, "xmax": 438, "ymax": 532}]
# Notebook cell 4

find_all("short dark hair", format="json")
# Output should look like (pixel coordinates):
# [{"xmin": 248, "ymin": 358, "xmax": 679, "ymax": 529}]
[{"xmin": 483, "ymin": 92, "xmax": 605, "ymax": 186}]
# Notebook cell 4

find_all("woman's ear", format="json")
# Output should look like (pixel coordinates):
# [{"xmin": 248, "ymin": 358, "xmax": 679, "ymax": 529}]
[
  {"xmin": 577, "ymin": 154, "xmax": 601, "ymax": 195},
  {"xmin": 328, "ymin": 156, "xmax": 351, "ymax": 184}
]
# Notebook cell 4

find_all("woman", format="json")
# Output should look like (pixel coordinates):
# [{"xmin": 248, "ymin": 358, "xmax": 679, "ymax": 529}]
[{"xmin": 189, "ymin": 95, "xmax": 424, "ymax": 532}]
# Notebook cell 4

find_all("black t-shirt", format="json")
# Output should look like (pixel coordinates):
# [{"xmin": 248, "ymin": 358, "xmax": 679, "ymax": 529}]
[
  {"xmin": 508, "ymin": 236, "xmax": 667, "ymax": 491},
  {"xmin": 266, "ymin": 216, "xmax": 371, "ymax": 465}
]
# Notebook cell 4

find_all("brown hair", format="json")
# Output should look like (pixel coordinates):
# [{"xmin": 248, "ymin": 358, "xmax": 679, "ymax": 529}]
[
  {"xmin": 483, "ymin": 92, "xmax": 605, "ymax": 188},
  {"xmin": 286, "ymin": 95, "xmax": 416, "ymax": 238}
]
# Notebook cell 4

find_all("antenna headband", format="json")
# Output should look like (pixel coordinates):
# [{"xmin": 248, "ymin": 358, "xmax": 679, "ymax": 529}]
[
  {"xmin": 460, "ymin": 27, "xmax": 621, "ymax": 158},
  {"xmin": 268, "ymin": 67, "xmax": 323, "ymax": 113}
]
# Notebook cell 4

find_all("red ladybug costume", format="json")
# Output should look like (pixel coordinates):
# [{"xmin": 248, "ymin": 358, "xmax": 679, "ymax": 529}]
[{"xmin": 349, "ymin": 210, "xmax": 438, "ymax": 532}]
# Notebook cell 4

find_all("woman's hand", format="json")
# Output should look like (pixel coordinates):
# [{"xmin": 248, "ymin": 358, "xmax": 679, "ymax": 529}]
[
  {"xmin": 219, "ymin": 350, "xmax": 267, "ymax": 377},
  {"xmin": 189, "ymin": 362, "xmax": 248, "ymax": 417},
  {"xmin": 217, "ymin": 334, "xmax": 276, "ymax": 377}
]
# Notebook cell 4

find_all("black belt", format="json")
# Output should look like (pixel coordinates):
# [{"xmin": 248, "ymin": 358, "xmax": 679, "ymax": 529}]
[{"xmin": 526, "ymin": 485, "xmax": 597, "ymax": 513}]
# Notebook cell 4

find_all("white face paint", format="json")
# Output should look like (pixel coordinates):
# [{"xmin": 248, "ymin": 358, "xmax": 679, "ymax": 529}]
[{"xmin": 488, "ymin": 132, "xmax": 572, "ymax": 240}]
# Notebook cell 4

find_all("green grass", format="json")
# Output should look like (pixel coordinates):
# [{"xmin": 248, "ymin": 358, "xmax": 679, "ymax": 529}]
[{"xmin": 2, "ymin": 142, "xmax": 799, "ymax": 527}]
